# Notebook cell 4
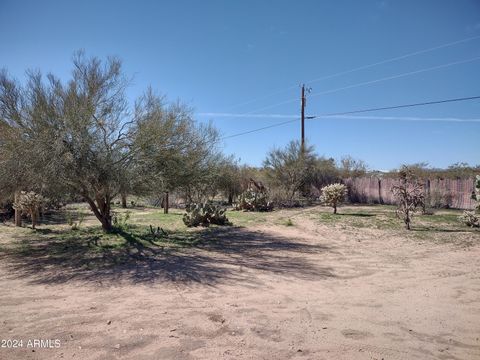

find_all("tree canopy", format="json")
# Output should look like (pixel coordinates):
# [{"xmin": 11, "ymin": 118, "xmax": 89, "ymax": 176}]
[{"xmin": 0, "ymin": 51, "xmax": 228, "ymax": 231}]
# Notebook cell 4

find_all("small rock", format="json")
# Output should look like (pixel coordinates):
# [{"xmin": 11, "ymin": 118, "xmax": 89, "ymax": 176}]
[
  {"xmin": 297, "ymin": 349, "xmax": 302, "ymax": 352},
  {"xmin": 107, "ymin": 320, "xmax": 112, "ymax": 325},
  {"xmin": 114, "ymin": 344, "xmax": 120, "ymax": 349},
  {"xmin": 170, "ymin": 328, "xmax": 176, "ymax": 332}
]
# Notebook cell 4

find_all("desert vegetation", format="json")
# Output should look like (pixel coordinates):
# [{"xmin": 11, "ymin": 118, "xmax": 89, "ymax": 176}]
[{"xmin": 1, "ymin": 53, "xmax": 479, "ymax": 360}]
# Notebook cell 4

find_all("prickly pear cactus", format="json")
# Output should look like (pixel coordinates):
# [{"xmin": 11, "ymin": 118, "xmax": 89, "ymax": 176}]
[
  {"xmin": 183, "ymin": 202, "xmax": 230, "ymax": 227},
  {"xmin": 236, "ymin": 189, "xmax": 273, "ymax": 212}
]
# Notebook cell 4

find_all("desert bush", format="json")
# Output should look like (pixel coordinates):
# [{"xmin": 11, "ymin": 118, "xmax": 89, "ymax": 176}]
[
  {"xmin": 426, "ymin": 189, "xmax": 452, "ymax": 209},
  {"xmin": 263, "ymin": 141, "xmax": 318, "ymax": 204},
  {"xmin": 236, "ymin": 188, "xmax": 273, "ymax": 212},
  {"xmin": 182, "ymin": 202, "xmax": 230, "ymax": 227},
  {"xmin": 112, "ymin": 211, "xmax": 131, "ymax": 231},
  {"xmin": 391, "ymin": 166, "xmax": 425, "ymax": 230},
  {"xmin": 459, "ymin": 211, "xmax": 479, "ymax": 228},
  {"xmin": 66, "ymin": 211, "xmax": 86, "ymax": 231},
  {"xmin": 339, "ymin": 156, "xmax": 368, "ymax": 178},
  {"xmin": 13, "ymin": 191, "xmax": 47, "ymax": 229},
  {"xmin": 320, "ymin": 183, "xmax": 348, "ymax": 214}
]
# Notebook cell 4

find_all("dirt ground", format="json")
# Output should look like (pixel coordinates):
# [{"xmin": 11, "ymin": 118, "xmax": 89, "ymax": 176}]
[{"xmin": 0, "ymin": 206, "xmax": 479, "ymax": 359}]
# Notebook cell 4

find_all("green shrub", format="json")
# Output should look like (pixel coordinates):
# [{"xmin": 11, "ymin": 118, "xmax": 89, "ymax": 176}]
[
  {"xmin": 112, "ymin": 211, "xmax": 131, "ymax": 231},
  {"xmin": 183, "ymin": 202, "xmax": 230, "ymax": 227}
]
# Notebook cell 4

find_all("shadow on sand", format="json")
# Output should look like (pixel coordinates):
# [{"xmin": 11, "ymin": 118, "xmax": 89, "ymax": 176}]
[
  {"xmin": 0, "ymin": 226, "xmax": 335, "ymax": 286},
  {"xmin": 337, "ymin": 213, "xmax": 375, "ymax": 217}
]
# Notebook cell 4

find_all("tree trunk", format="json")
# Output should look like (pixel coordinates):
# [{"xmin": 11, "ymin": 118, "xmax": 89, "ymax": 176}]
[
  {"xmin": 84, "ymin": 195, "xmax": 113, "ymax": 232},
  {"xmin": 333, "ymin": 204, "xmax": 337, "ymax": 214},
  {"xmin": 405, "ymin": 211, "xmax": 411, "ymax": 230},
  {"xmin": 121, "ymin": 193, "xmax": 127, "ymax": 208},
  {"xmin": 164, "ymin": 192, "xmax": 169, "ymax": 214},
  {"xmin": 14, "ymin": 190, "xmax": 22, "ymax": 227},
  {"xmin": 227, "ymin": 192, "xmax": 233, "ymax": 205},
  {"xmin": 31, "ymin": 209, "xmax": 37, "ymax": 229}
]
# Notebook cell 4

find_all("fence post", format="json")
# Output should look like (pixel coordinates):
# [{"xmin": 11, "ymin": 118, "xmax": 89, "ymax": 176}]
[{"xmin": 378, "ymin": 178, "xmax": 383, "ymax": 204}]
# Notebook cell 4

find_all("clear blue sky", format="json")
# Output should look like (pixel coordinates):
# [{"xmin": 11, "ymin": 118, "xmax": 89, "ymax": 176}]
[{"xmin": 1, "ymin": 0, "xmax": 479, "ymax": 170}]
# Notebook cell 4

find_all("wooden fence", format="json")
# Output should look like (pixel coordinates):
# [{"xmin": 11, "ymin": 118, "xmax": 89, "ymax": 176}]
[{"xmin": 344, "ymin": 177, "xmax": 476, "ymax": 210}]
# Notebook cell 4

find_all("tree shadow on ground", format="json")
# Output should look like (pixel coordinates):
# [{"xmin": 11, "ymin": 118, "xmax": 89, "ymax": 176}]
[
  {"xmin": 411, "ymin": 227, "xmax": 479, "ymax": 234},
  {"xmin": 338, "ymin": 213, "xmax": 375, "ymax": 217},
  {"xmin": 36, "ymin": 210, "xmax": 88, "ymax": 225},
  {"xmin": 0, "ymin": 226, "xmax": 334, "ymax": 287}
]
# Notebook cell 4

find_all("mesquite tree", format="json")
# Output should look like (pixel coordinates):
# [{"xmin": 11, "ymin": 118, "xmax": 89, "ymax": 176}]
[
  {"xmin": 132, "ymin": 90, "xmax": 223, "ymax": 208},
  {"xmin": 391, "ymin": 166, "xmax": 425, "ymax": 230},
  {"xmin": 263, "ymin": 141, "xmax": 317, "ymax": 204},
  {"xmin": 0, "ymin": 52, "xmax": 218, "ymax": 232}
]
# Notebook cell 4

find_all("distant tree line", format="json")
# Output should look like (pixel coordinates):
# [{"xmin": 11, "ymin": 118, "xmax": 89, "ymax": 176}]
[{"xmin": 1, "ymin": 52, "xmax": 477, "ymax": 231}]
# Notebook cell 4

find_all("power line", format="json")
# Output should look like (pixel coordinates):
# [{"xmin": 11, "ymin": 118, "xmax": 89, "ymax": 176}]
[
  {"xmin": 308, "ymin": 56, "xmax": 480, "ymax": 99},
  {"xmin": 310, "ymin": 95, "xmax": 480, "ymax": 118},
  {"xmin": 322, "ymin": 115, "xmax": 480, "ymax": 123},
  {"xmin": 240, "ymin": 55, "xmax": 480, "ymax": 114},
  {"xmin": 222, "ymin": 34, "xmax": 480, "ymax": 111},
  {"xmin": 218, "ymin": 95, "xmax": 480, "ymax": 141},
  {"xmin": 219, "ymin": 119, "xmax": 299, "ymax": 140},
  {"xmin": 305, "ymin": 34, "xmax": 480, "ymax": 86}
]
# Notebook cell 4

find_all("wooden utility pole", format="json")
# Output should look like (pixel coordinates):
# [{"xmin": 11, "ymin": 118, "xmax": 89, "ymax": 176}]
[{"xmin": 301, "ymin": 84, "xmax": 306, "ymax": 150}]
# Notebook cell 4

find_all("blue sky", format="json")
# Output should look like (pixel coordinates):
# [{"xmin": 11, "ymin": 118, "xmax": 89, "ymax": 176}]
[{"xmin": 1, "ymin": 0, "xmax": 479, "ymax": 170}]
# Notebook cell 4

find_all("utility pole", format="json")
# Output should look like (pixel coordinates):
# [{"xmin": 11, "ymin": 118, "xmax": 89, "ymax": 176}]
[
  {"xmin": 301, "ymin": 84, "xmax": 306, "ymax": 150},
  {"xmin": 300, "ymin": 84, "xmax": 312, "ymax": 152}
]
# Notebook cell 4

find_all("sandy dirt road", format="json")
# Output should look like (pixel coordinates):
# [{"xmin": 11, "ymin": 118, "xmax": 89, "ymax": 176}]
[{"xmin": 1, "ymin": 208, "xmax": 479, "ymax": 359}]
